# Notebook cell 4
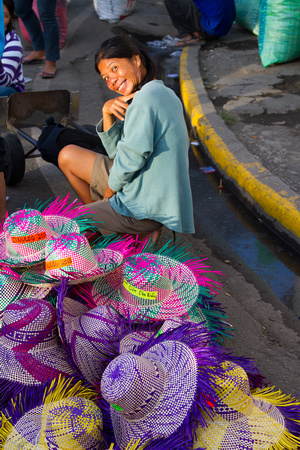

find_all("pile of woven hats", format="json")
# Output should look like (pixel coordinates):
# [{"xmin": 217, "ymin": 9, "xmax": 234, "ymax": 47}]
[{"xmin": 0, "ymin": 195, "xmax": 300, "ymax": 450}]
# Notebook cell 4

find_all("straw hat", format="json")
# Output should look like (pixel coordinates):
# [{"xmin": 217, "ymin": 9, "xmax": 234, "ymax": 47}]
[
  {"xmin": 18, "ymin": 233, "xmax": 125, "ymax": 286},
  {"xmin": 193, "ymin": 360, "xmax": 300, "ymax": 449},
  {"xmin": 0, "ymin": 271, "xmax": 51, "ymax": 325},
  {"xmin": 90, "ymin": 252, "xmax": 200, "ymax": 320},
  {"xmin": 56, "ymin": 285, "xmax": 120, "ymax": 384},
  {"xmin": 0, "ymin": 208, "xmax": 80, "ymax": 267},
  {"xmin": 0, "ymin": 298, "xmax": 76, "ymax": 409},
  {"xmin": 101, "ymin": 340, "xmax": 198, "ymax": 449},
  {"xmin": 0, "ymin": 376, "xmax": 105, "ymax": 449}
]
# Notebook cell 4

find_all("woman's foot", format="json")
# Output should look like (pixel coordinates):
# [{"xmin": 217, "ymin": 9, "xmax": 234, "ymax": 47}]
[
  {"xmin": 22, "ymin": 50, "xmax": 46, "ymax": 63},
  {"xmin": 40, "ymin": 61, "xmax": 57, "ymax": 78}
]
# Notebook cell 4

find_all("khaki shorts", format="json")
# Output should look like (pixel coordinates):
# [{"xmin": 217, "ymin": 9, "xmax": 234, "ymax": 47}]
[{"xmin": 88, "ymin": 153, "xmax": 161, "ymax": 235}]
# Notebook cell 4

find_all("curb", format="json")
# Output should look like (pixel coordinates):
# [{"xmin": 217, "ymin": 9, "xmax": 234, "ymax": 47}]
[{"xmin": 180, "ymin": 46, "xmax": 300, "ymax": 252}]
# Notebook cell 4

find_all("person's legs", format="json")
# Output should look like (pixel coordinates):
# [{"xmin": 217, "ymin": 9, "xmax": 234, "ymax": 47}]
[
  {"xmin": 14, "ymin": 0, "xmax": 45, "ymax": 60},
  {"xmin": 58, "ymin": 145, "xmax": 98, "ymax": 204},
  {"xmin": 164, "ymin": 0, "xmax": 202, "ymax": 37},
  {"xmin": 37, "ymin": 0, "xmax": 59, "ymax": 76},
  {"xmin": 85, "ymin": 198, "xmax": 162, "ymax": 237}
]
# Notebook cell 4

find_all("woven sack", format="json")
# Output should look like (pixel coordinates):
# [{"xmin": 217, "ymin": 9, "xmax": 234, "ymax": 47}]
[
  {"xmin": 259, "ymin": 0, "xmax": 300, "ymax": 67},
  {"xmin": 234, "ymin": 0, "xmax": 259, "ymax": 36},
  {"xmin": 93, "ymin": 0, "xmax": 136, "ymax": 23}
]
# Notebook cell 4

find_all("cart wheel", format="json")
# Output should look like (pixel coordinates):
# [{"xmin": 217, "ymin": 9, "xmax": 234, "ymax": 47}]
[
  {"xmin": 4, "ymin": 133, "xmax": 25, "ymax": 186},
  {"xmin": 82, "ymin": 124, "xmax": 97, "ymax": 135}
]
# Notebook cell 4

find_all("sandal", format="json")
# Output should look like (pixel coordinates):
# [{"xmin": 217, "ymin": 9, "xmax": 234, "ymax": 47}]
[
  {"xmin": 40, "ymin": 70, "xmax": 56, "ymax": 79},
  {"xmin": 175, "ymin": 35, "xmax": 205, "ymax": 47},
  {"xmin": 22, "ymin": 56, "xmax": 45, "ymax": 64}
]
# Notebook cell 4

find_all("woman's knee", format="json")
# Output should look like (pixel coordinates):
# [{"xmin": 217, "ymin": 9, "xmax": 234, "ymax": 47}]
[{"xmin": 57, "ymin": 145, "xmax": 74, "ymax": 170}]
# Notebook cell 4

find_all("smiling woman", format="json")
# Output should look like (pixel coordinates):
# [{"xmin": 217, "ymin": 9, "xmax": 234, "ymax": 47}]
[{"xmin": 58, "ymin": 35, "xmax": 195, "ymax": 239}]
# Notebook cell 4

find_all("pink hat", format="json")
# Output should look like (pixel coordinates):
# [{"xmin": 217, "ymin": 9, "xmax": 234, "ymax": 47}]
[
  {"xmin": 0, "ymin": 194, "xmax": 99, "ymax": 267},
  {"xmin": 0, "ymin": 208, "xmax": 80, "ymax": 267},
  {"xmin": 18, "ymin": 233, "xmax": 125, "ymax": 286}
]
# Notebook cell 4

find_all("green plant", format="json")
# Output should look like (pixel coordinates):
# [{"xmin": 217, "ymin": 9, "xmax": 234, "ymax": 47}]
[{"xmin": 217, "ymin": 110, "xmax": 239, "ymax": 124}]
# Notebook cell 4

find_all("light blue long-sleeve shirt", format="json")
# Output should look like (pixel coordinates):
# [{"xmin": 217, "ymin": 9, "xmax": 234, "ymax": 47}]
[{"xmin": 96, "ymin": 80, "xmax": 195, "ymax": 234}]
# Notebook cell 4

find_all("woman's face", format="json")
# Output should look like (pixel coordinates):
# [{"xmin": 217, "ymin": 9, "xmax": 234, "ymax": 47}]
[
  {"xmin": 3, "ymin": 5, "xmax": 10, "ymax": 30},
  {"xmin": 98, "ymin": 55, "xmax": 145, "ymax": 95}
]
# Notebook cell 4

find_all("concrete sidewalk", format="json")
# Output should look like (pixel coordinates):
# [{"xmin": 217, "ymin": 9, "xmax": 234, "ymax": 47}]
[{"xmin": 179, "ymin": 26, "xmax": 300, "ymax": 252}]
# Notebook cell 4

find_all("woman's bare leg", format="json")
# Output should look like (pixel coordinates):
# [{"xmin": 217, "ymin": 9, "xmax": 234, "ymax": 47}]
[{"xmin": 58, "ymin": 145, "xmax": 97, "ymax": 203}]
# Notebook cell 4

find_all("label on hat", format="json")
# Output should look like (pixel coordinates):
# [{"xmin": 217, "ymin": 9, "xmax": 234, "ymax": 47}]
[
  {"xmin": 45, "ymin": 257, "xmax": 72, "ymax": 270},
  {"xmin": 11, "ymin": 232, "xmax": 47, "ymax": 244},
  {"xmin": 123, "ymin": 278, "xmax": 158, "ymax": 300}
]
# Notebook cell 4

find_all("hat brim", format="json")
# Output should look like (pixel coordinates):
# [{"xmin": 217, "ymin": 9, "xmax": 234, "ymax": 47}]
[
  {"xmin": 110, "ymin": 341, "xmax": 197, "ymax": 448},
  {"xmin": 194, "ymin": 394, "xmax": 286, "ymax": 449},
  {"xmin": 19, "ymin": 248, "xmax": 124, "ymax": 287},
  {"xmin": 0, "ymin": 216, "xmax": 80, "ymax": 267},
  {"xmin": 0, "ymin": 342, "xmax": 76, "ymax": 386},
  {"xmin": 0, "ymin": 273, "xmax": 51, "ymax": 325},
  {"xmin": 91, "ymin": 253, "xmax": 199, "ymax": 321}
]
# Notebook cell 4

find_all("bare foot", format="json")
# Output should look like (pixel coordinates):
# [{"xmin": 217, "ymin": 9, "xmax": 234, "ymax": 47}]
[
  {"xmin": 41, "ymin": 61, "xmax": 57, "ymax": 77},
  {"xmin": 40, "ymin": 61, "xmax": 57, "ymax": 78},
  {"xmin": 22, "ymin": 50, "xmax": 46, "ymax": 62}
]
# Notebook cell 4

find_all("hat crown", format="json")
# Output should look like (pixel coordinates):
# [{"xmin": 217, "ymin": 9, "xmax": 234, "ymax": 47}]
[
  {"xmin": 119, "ymin": 331, "xmax": 153, "ymax": 354},
  {"xmin": 1, "ymin": 298, "xmax": 58, "ymax": 351},
  {"xmin": 4, "ymin": 209, "xmax": 54, "ymax": 258},
  {"xmin": 214, "ymin": 362, "xmax": 254, "ymax": 420},
  {"xmin": 44, "ymin": 233, "xmax": 99, "ymax": 277},
  {"xmin": 101, "ymin": 352, "xmax": 166, "ymax": 420},
  {"xmin": 121, "ymin": 254, "xmax": 173, "ymax": 308}
]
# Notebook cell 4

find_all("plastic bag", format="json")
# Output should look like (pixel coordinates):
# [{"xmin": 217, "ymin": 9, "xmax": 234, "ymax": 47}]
[
  {"xmin": 234, "ymin": 0, "xmax": 259, "ymax": 36},
  {"xmin": 259, "ymin": 0, "xmax": 300, "ymax": 67},
  {"xmin": 93, "ymin": 0, "xmax": 136, "ymax": 23}
]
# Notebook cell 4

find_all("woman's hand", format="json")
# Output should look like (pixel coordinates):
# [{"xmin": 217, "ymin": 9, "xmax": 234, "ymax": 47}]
[
  {"xmin": 103, "ymin": 184, "xmax": 117, "ymax": 200},
  {"xmin": 102, "ymin": 93, "xmax": 136, "ymax": 131}
]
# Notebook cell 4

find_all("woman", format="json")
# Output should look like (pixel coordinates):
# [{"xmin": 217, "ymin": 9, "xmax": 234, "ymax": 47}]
[
  {"xmin": 58, "ymin": 36, "xmax": 195, "ymax": 238},
  {"xmin": 0, "ymin": 0, "xmax": 24, "ymax": 96},
  {"xmin": 14, "ymin": 0, "xmax": 59, "ymax": 78}
]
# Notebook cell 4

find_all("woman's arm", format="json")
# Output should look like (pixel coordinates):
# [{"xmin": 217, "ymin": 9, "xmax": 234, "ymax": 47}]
[
  {"xmin": 102, "ymin": 93, "xmax": 136, "ymax": 131},
  {"xmin": 107, "ymin": 91, "xmax": 156, "ymax": 193}
]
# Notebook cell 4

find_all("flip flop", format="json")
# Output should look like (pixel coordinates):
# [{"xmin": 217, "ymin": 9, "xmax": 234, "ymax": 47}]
[
  {"xmin": 22, "ymin": 56, "xmax": 46, "ymax": 64},
  {"xmin": 40, "ymin": 70, "xmax": 56, "ymax": 79}
]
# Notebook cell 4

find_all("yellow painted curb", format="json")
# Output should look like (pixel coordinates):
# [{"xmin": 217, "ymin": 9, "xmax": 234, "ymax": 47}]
[{"xmin": 180, "ymin": 47, "xmax": 300, "ymax": 240}]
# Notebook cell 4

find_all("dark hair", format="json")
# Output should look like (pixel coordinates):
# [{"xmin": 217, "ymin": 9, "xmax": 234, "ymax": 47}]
[
  {"xmin": 94, "ymin": 35, "xmax": 157, "ymax": 91},
  {"xmin": 4, "ymin": 0, "xmax": 15, "ymax": 33}
]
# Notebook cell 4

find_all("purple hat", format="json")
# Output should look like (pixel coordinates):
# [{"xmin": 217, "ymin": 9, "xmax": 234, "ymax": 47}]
[
  {"xmin": 101, "ymin": 341, "xmax": 198, "ymax": 449},
  {"xmin": 0, "ymin": 298, "xmax": 76, "ymax": 409},
  {"xmin": 56, "ymin": 282, "xmax": 120, "ymax": 384},
  {"xmin": 0, "ymin": 271, "xmax": 51, "ymax": 325},
  {"xmin": 0, "ymin": 376, "xmax": 105, "ymax": 449},
  {"xmin": 17, "ymin": 233, "xmax": 125, "ymax": 286}
]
